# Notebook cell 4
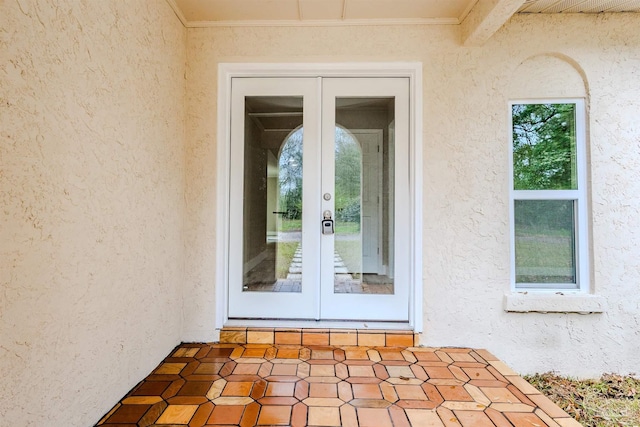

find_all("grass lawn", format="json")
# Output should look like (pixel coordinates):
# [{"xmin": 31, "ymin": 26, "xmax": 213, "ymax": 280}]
[
  {"xmin": 516, "ymin": 229, "xmax": 575, "ymax": 283},
  {"xmin": 525, "ymin": 373, "xmax": 640, "ymax": 426},
  {"xmin": 275, "ymin": 241, "xmax": 299, "ymax": 278}
]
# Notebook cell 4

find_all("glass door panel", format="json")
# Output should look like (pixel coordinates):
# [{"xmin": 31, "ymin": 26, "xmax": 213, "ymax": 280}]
[
  {"xmin": 228, "ymin": 78, "xmax": 320, "ymax": 319},
  {"xmin": 242, "ymin": 96, "xmax": 304, "ymax": 293},
  {"xmin": 320, "ymin": 78, "xmax": 410, "ymax": 321},
  {"xmin": 334, "ymin": 100, "xmax": 394, "ymax": 295}
]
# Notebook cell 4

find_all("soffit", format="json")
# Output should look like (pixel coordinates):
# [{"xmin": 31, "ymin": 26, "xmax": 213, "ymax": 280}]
[
  {"xmin": 170, "ymin": 0, "xmax": 479, "ymax": 26},
  {"xmin": 169, "ymin": 0, "xmax": 640, "ymax": 26}
]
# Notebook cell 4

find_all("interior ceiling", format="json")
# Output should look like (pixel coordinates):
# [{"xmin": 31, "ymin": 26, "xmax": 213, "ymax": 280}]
[{"xmin": 170, "ymin": 0, "xmax": 640, "ymax": 26}]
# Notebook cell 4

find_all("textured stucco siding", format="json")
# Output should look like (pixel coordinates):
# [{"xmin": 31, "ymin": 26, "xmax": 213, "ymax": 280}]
[
  {"xmin": 185, "ymin": 14, "xmax": 640, "ymax": 377},
  {"xmin": 0, "ymin": 1, "xmax": 186, "ymax": 425},
  {"xmin": 2, "ymin": 4, "xmax": 639, "ymax": 425}
]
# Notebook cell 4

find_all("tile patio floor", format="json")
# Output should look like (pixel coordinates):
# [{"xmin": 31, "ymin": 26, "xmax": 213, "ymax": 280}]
[{"xmin": 96, "ymin": 343, "xmax": 581, "ymax": 427}]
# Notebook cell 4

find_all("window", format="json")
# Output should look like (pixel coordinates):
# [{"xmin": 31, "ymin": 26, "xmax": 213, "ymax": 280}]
[{"xmin": 510, "ymin": 100, "xmax": 588, "ymax": 291}]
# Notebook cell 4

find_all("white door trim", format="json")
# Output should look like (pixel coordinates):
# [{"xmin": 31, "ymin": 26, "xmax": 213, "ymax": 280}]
[{"xmin": 216, "ymin": 63, "xmax": 423, "ymax": 332}]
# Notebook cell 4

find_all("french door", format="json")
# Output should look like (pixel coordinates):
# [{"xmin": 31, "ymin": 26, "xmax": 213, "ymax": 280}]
[{"xmin": 228, "ymin": 76, "xmax": 410, "ymax": 321}]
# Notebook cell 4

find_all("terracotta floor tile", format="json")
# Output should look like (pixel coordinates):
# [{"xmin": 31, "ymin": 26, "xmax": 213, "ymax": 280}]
[
  {"xmin": 348, "ymin": 365, "xmax": 376, "ymax": 377},
  {"xmin": 330, "ymin": 332, "xmax": 357, "ymax": 346},
  {"xmin": 436, "ymin": 385, "xmax": 474, "ymax": 402},
  {"xmin": 275, "ymin": 331, "xmax": 301, "ymax": 345},
  {"xmin": 277, "ymin": 348, "xmax": 300, "ymax": 359},
  {"xmin": 480, "ymin": 386, "xmax": 520, "ymax": 403},
  {"xmin": 219, "ymin": 361, "xmax": 237, "ymax": 377},
  {"xmin": 358, "ymin": 333, "xmax": 386, "ymax": 347},
  {"xmin": 155, "ymin": 363, "xmax": 187, "ymax": 375},
  {"xmin": 309, "ymin": 382, "xmax": 338, "ymax": 398},
  {"xmin": 189, "ymin": 401, "xmax": 213, "ymax": 426},
  {"xmin": 105, "ymin": 404, "xmax": 150, "ymax": 423},
  {"xmin": 291, "ymin": 402, "xmax": 308, "ymax": 427},
  {"xmin": 167, "ymin": 396, "xmax": 208, "ymax": 405},
  {"xmin": 258, "ymin": 396, "xmax": 299, "ymax": 405},
  {"xmin": 357, "ymin": 407, "xmax": 393, "ymax": 427},
  {"xmin": 222, "ymin": 381, "xmax": 253, "ymax": 396},
  {"xmin": 194, "ymin": 362, "xmax": 224, "ymax": 375},
  {"xmin": 178, "ymin": 381, "xmax": 213, "ymax": 396},
  {"xmin": 97, "ymin": 343, "xmax": 577, "ymax": 427},
  {"xmin": 131, "ymin": 380, "xmax": 171, "ymax": 396},
  {"xmin": 140, "ymin": 401, "xmax": 167, "ymax": 426},
  {"xmin": 243, "ymin": 348, "xmax": 266, "ymax": 358},
  {"xmin": 240, "ymin": 402, "xmax": 260, "ymax": 427},
  {"xmin": 156, "ymin": 404, "xmax": 198, "ymax": 424},
  {"xmin": 529, "ymin": 392, "xmax": 572, "ymax": 418},
  {"xmin": 463, "ymin": 367, "xmax": 497, "ymax": 381},
  {"xmin": 374, "ymin": 364, "xmax": 390, "ymax": 380},
  {"xmin": 345, "ymin": 348, "xmax": 370, "ymax": 360},
  {"xmin": 378, "ymin": 350, "xmax": 405, "ymax": 361},
  {"xmin": 303, "ymin": 397, "xmax": 344, "ymax": 407},
  {"xmin": 265, "ymin": 382, "xmax": 295, "ymax": 397},
  {"xmin": 294, "ymin": 380, "xmax": 310, "ymax": 400},
  {"xmin": 387, "ymin": 365, "xmax": 415, "ymax": 378},
  {"xmin": 352, "ymin": 383, "xmax": 383, "ymax": 399},
  {"xmin": 395, "ymin": 384, "xmax": 429, "ymax": 400},
  {"xmin": 335, "ymin": 363, "xmax": 349, "ymax": 379},
  {"xmin": 308, "ymin": 406, "xmax": 341, "ymax": 426},
  {"xmin": 405, "ymin": 408, "xmax": 446, "ymax": 426},
  {"xmin": 247, "ymin": 330, "xmax": 274, "ymax": 344},
  {"xmin": 340, "ymin": 404, "xmax": 359, "ymax": 427},
  {"xmin": 454, "ymin": 410, "xmax": 495, "ymax": 427},
  {"xmin": 424, "ymin": 366, "xmax": 456, "ymax": 379},
  {"xmin": 386, "ymin": 334, "xmax": 414, "ymax": 347},
  {"xmin": 207, "ymin": 405, "xmax": 245, "ymax": 424},
  {"xmin": 504, "ymin": 411, "xmax": 549, "ymax": 426},
  {"xmin": 485, "ymin": 407, "xmax": 515, "ymax": 427},
  {"xmin": 303, "ymin": 332, "xmax": 330, "ymax": 346},
  {"xmin": 257, "ymin": 405, "xmax": 291, "ymax": 425},
  {"xmin": 271, "ymin": 363, "xmax": 298, "ymax": 376},
  {"xmin": 233, "ymin": 363, "xmax": 260, "ymax": 375},
  {"xmin": 310, "ymin": 364, "xmax": 335, "ymax": 376},
  {"xmin": 311, "ymin": 348, "xmax": 335, "ymax": 359},
  {"xmin": 389, "ymin": 405, "xmax": 411, "ymax": 427}
]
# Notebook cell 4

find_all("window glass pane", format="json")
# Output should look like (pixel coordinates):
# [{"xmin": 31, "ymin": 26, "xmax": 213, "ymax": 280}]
[
  {"xmin": 242, "ymin": 96, "xmax": 303, "ymax": 293},
  {"xmin": 333, "ymin": 97, "xmax": 394, "ymax": 295},
  {"xmin": 512, "ymin": 103, "xmax": 577, "ymax": 190},
  {"xmin": 515, "ymin": 200, "xmax": 577, "ymax": 286}
]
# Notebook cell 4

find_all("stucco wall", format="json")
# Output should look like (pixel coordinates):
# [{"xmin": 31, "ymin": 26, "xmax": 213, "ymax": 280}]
[
  {"xmin": 0, "ymin": 1, "xmax": 186, "ymax": 425},
  {"xmin": 185, "ymin": 13, "xmax": 640, "ymax": 377}
]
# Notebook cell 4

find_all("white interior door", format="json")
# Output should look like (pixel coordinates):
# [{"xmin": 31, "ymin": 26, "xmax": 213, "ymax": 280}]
[{"xmin": 228, "ymin": 76, "xmax": 410, "ymax": 322}]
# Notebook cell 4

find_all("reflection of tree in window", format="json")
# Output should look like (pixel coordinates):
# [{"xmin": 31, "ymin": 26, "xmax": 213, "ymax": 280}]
[
  {"xmin": 335, "ymin": 127, "xmax": 361, "ymax": 225},
  {"xmin": 279, "ymin": 129, "xmax": 303, "ymax": 220},
  {"xmin": 512, "ymin": 104, "xmax": 577, "ymax": 190}
]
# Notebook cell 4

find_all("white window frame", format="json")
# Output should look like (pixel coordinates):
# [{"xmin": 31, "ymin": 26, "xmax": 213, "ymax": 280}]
[{"xmin": 508, "ymin": 98, "xmax": 590, "ymax": 293}]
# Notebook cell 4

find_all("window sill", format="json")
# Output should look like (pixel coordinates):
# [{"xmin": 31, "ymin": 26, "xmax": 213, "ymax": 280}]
[{"xmin": 504, "ymin": 292, "xmax": 606, "ymax": 313}]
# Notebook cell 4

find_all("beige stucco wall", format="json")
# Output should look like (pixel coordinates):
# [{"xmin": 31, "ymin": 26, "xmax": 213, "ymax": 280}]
[
  {"xmin": 185, "ymin": 13, "xmax": 640, "ymax": 376},
  {"xmin": 0, "ymin": 1, "xmax": 186, "ymax": 425}
]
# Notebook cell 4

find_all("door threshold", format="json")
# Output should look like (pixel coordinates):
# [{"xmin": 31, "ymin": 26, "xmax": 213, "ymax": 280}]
[
  {"xmin": 220, "ymin": 320, "xmax": 419, "ymax": 347},
  {"xmin": 224, "ymin": 319, "xmax": 413, "ymax": 331}
]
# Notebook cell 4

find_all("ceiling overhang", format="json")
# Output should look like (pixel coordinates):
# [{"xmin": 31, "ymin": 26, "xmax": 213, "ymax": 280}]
[{"xmin": 166, "ymin": 0, "xmax": 640, "ymax": 46}]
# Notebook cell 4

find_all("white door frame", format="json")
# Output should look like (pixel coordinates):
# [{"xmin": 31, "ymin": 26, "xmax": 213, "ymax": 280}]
[{"xmin": 216, "ymin": 63, "xmax": 423, "ymax": 331}]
